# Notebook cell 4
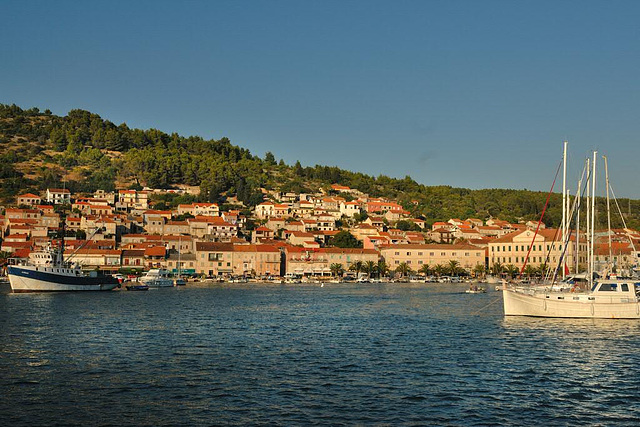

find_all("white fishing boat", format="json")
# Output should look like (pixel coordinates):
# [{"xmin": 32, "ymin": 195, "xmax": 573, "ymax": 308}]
[
  {"xmin": 139, "ymin": 269, "xmax": 174, "ymax": 288},
  {"xmin": 7, "ymin": 244, "xmax": 119, "ymax": 292}
]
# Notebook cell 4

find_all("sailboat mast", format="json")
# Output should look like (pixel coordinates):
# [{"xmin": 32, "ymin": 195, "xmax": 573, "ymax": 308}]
[
  {"xmin": 585, "ymin": 157, "xmax": 590, "ymax": 283},
  {"xmin": 590, "ymin": 151, "xmax": 597, "ymax": 286},
  {"xmin": 603, "ymin": 155, "xmax": 613, "ymax": 274},
  {"xmin": 575, "ymin": 174, "xmax": 582, "ymax": 274},
  {"xmin": 562, "ymin": 141, "xmax": 568, "ymax": 279}
]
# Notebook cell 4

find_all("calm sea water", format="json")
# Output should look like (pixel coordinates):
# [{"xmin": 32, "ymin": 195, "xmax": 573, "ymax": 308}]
[{"xmin": 1, "ymin": 282, "xmax": 639, "ymax": 426}]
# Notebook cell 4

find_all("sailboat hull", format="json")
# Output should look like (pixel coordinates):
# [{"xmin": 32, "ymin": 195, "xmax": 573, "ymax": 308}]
[{"xmin": 503, "ymin": 288, "xmax": 640, "ymax": 319}]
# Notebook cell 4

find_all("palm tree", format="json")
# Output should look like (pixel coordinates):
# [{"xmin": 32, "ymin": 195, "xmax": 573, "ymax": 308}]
[
  {"xmin": 447, "ymin": 260, "xmax": 461, "ymax": 276},
  {"xmin": 377, "ymin": 260, "xmax": 389, "ymax": 279},
  {"xmin": 491, "ymin": 261, "xmax": 504, "ymax": 277},
  {"xmin": 349, "ymin": 261, "xmax": 364, "ymax": 278},
  {"xmin": 523, "ymin": 264, "xmax": 535, "ymax": 279},
  {"xmin": 472, "ymin": 264, "xmax": 485, "ymax": 279},
  {"xmin": 330, "ymin": 263, "xmax": 344, "ymax": 277},
  {"xmin": 363, "ymin": 260, "xmax": 377, "ymax": 279},
  {"xmin": 505, "ymin": 264, "xmax": 518, "ymax": 279},
  {"xmin": 395, "ymin": 262, "xmax": 413, "ymax": 278},
  {"xmin": 433, "ymin": 264, "xmax": 446, "ymax": 278},
  {"xmin": 537, "ymin": 262, "xmax": 549, "ymax": 278},
  {"xmin": 418, "ymin": 264, "xmax": 432, "ymax": 277}
]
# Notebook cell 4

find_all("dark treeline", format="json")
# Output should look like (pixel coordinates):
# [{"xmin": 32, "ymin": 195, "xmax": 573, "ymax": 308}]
[{"xmin": 1, "ymin": 103, "xmax": 639, "ymax": 229}]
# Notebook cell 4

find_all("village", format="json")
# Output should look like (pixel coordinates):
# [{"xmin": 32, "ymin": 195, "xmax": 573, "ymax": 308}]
[{"xmin": 2, "ymin": 184, "xmax": 639, "ymax": 281}]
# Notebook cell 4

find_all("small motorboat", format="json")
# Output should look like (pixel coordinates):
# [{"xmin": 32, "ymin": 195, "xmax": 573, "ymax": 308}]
[
  {"xmin": 126, "ymin": 284, "xmax": 149, "ymax": 291},
  {"xmin": 466, "ymin": 285, "xmax": 486, "ymax": 294}
]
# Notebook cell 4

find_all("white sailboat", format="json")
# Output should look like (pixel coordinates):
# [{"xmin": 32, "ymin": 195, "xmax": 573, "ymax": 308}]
[{"xmin": 503, "ymin": 146, "xmax": 640, "ymax": 318}]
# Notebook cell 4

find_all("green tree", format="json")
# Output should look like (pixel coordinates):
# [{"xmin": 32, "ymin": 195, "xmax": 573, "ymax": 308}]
[
  {"xmin": 433, "ymin": 264, "xmax": 446, "ymax": 277},
  {"xmin": 491, "ymin": 261, "xmax": 504, "ymax": 276},
  {"xmin": 418, "ymin": 264, "xmax": 432, "ymax": 277},
  {"xmin": 472, "ymin": 264, "xmax": 486, "ymax": 278},
  {"xmin": 349, "ymin": 261, "xmax": 364, "ymax": 277},
  {"xmin": 523, "ymin": 264, "xmax": 535, "ymax": 278},
  {"xmin": 447, "ymin": 260, "xmax": 461, "ymax": 276},
  {"xmin": 505, "ymin": 264, "xmax": 518, "ymax": 278},
  {"xmin": 363, "ymin": 260, "xmax": 377, "ymax": 278},
  {"xmin": 264, "ymin": 151, "xmax": 277, "ymax": 166},
  {"xmin": 395, "ymin": 262, "xmax": 412, "ymax": 278},
  {"xmin": 377, "ymin": 260, "xmax": 389, "ymax": 279},
  {"xmin": 329, "ymin": 231, "xmax": 362, "ymax": 248},
  {"xmin": 330, "ymin": 263, "xmax": 344, "ymax": 277}
]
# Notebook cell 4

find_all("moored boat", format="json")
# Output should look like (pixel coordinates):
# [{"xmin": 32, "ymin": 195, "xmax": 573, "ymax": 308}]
[
  {"xmin": 126, "ymin": 284, "xmax": 150, "ymax": 291},
  {"xmin": 139, "ymin": 269, "xmax": 174, "ymax": 288},
  {"xmin": 7, "ymin": 245, "xmax": 119, "ymax": 293},
  {"xmin": 503, "ymin": 279, "xmax": 640, "ymax": 318}
]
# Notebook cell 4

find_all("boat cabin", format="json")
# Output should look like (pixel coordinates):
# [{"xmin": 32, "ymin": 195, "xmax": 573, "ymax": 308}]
[{"xmin": 591, "ymin": 280, "xmax": 639, "ymax": 295}]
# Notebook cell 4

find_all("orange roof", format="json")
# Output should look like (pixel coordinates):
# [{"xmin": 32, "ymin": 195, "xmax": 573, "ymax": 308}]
[
  {"xmin": 18, "ymin": 193, "xmax": 40, "ymax": 198},
  {"xmin": 144, "ymin": 246, "xmax": 166, "ymax": 257}
]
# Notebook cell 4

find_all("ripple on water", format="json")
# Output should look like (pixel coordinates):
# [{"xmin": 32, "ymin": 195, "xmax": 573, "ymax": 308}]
[{"xmin": 1, "ymin": 283, "xmax": 640, "ymax": 425}]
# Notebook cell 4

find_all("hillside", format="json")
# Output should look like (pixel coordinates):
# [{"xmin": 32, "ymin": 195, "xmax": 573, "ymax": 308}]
[{"xmin": 1, "ymin": 103, "xmax": 638, "ymax": 229}]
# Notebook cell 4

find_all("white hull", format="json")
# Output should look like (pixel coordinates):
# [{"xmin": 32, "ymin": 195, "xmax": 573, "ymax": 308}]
[
  {"xmin": 139, "ymin": 269, "xmax": 174, "ymax": 288},
  {"xmin": 140, "ymin": 279, "xmax": 174, "ymax": 288},
  {"xmin": 503, "ymin": 288, "xmax": 640, "ymax": 319},
  {"xmin": 8, "ymin": 272, "xmax": 118, "ymax": 292}
]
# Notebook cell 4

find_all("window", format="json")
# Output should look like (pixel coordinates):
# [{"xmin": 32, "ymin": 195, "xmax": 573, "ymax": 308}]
[
  {"xmin": 395, "ymin": 251, "xmax": 399, "ymax": 256},
  {"xmin": 598, "ymin": 283, "xmax": 617, "ymax": 291},
  {"xmin": 621, "ymin": 284, "xmax": 629, "ymax": 292},
  {"xmin": 418, "ymin": 252, "xmax": 423, "ymax": 256},
  {"xmin": 395, "ymin": 260, "xmax": 399, "ymax": 264},
  {"xmin": 407, "ymin": 252, "xmax": 411, "ymax": 256},
  {"xmin": 441, "ymin": 252, "xmax": 446, "ymax": 256}
]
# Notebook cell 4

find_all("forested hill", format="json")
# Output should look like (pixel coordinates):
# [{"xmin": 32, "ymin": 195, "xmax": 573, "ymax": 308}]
[{"xmin": 1, "ymin": 103, "xmax": 639, "ymax": 229}]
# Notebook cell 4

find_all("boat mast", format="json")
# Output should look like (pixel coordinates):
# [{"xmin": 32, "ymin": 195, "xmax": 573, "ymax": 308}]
[
  {"xmin": 590, "ymin": 151, "xmax": 597, "ymax": 287},
  {"xmin": 562, "ymin": 141, "xmax": 568, "ymax": 279},
  {"xmin": 603, "ymin": 155, "xmax": 613, "ymax": 275},
  {"xmin": 575, "ymin": 169, "xmax": 583, "ymax": 275},
  {"xmin": 585, "ymin": 158, "xmax": 590, "ymax": 283}
]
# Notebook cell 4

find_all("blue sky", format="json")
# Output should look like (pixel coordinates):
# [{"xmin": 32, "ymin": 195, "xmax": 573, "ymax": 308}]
[{"xmin": 2, "ymin": 1, "xmax": 639, "ymax": 197}]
